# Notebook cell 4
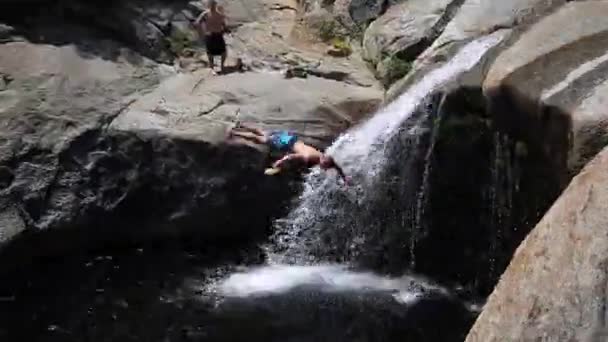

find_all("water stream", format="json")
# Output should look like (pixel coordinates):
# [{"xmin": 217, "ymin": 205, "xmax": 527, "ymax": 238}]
[{"xmin": 262, "ymin": 31, "xmax": 508, "ymax": 267}]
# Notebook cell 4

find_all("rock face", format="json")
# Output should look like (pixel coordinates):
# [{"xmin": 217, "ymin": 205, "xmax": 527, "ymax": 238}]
[
  {"xmin": 1, "ymin": 0, "xmax": 199, "ymax": 63},
  {"xmin": 484, "ymin": 0, "xmax": 608, "ymax": 175},
  {"xmin": 362, "ymin": 0, "xmax": 456, "ymax": 83},
  {"xmin": 0, "ymin": 40, "xmax": 162, "ymax": 249},
  {"xmin": 0, "ymin": 0, "xmax": 382, "ymax": 262},
  {"xmin": 387, "ymin": 0, "xmax": 566, "ymax": 99},
  {"xmin": 348, "ymin": 0, "xmax": 399, "ymax": 25},
  {"xmin": 300, "ymin": 0, "xmax": 405, "ymax": 26},
  {"xmin": 466, "ymin": 146, "xmax": 608, "ymax": 342}
]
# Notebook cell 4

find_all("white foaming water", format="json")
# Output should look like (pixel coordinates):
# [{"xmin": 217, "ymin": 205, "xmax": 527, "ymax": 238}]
[
  {"xmin": 266, "ymin": 31, "xmax": 509, "ymax": 264},
  {"xmin": 217, "ymin": 264, "xmax": 446, "ymax": 304}
]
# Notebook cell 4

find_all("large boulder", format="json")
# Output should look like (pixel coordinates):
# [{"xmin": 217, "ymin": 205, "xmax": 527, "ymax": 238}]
[
  {"xmin": 386, "ymin": 0, "xmax": 566, "ymax": 100},
  {"xmin": 362, "ymin": 0, "xmax": 455, "ymax": 85},
  {"xmin": 301, "ymin": 0, "xmax": 400, "ymax": 26},
  {"xmin": 0, "ymin": 40, "xmax": 167, "ymax": 258},
  {"xmin": 484, "ymin": 1, "xmax": 608, "ymax": 175},
  {"xmin": 466, "ymin": 145, "xmax": 608, "ymax": 341}
]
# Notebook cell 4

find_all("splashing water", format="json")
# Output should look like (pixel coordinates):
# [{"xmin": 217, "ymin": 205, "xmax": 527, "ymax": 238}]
[
  {"xmin": 265, "ymin": 31, "xmax": 509, "ymax": 267},
  {"xmin": 410, "ymin": 111, "xmax": 443, "ymax": 269},
  {"xmin": 216, "ymin": 264, "xmax": 447, "ymax": 304}
]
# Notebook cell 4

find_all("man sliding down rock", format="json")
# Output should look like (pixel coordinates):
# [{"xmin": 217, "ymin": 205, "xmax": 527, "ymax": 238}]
[
  {"xmin": 195, "ymin": 0, "xmax": 227, "ymax": 72},
  {"xmin": 227, "ymin": 123, "xmax": 352, "ymax": 185}
]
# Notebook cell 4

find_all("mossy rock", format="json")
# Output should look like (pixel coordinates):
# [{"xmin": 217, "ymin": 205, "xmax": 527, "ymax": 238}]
[
  {"xmin": 327, "ymin": 37, "xmax": 353, "ymax": 57},
  {"xmin": 166, "ymin": 29, "xmax": 198, "ymax": 57},
  {"xmin": 379, "ymin": 55, "xmax": 412, "ymax": 88}
]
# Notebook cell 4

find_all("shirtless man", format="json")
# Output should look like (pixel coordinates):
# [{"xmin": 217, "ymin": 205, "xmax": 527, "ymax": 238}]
[
  {"xmin": 228, "ymin": 124, "xmax": 352, "ymax": 184},
  {"xmin": 195, "ymin": 0, "xmax": 227, "ymax": 71}
]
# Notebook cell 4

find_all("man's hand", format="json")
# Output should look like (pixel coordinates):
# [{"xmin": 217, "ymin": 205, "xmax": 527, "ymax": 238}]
[{"xmin": 342, "ymin": 176, "xmax": 354, "ymax": 187}]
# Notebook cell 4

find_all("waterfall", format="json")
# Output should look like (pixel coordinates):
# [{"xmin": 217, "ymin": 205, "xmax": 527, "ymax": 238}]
[
  {"xmin": 266, "ymin": 31, "xmax": 508, "ymax": 268},
  {"xmin": 410, "ymin": 108, "xmax": 443, "ymax": 269},
  {"xmin": 487, "ymin": 132, "xmax": 519, "ymax": 282}
]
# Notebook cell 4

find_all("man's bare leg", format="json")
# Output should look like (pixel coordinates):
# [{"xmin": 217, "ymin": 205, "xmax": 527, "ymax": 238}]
[
  {"xmin": 230, "ymin": 131, "xmax": 267, "ymax": 144},
  {"xmin": 233, "ymin": 124, "xmax": 266, "ymax": 137},
  {"xmin": 207, "ymin": 54, "xmax": 215, "ymax": 69},
  {"xmin": 220, "ymin": 51, "xmax": 227, "ymax": 72}
]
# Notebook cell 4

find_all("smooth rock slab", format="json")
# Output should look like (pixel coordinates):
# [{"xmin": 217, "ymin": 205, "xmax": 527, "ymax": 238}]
[
  {"xmin": 484, "ymin": 1, "xmax": 608, "ymax": 173},
  {"xmin": 113, "ymin": 70, "xmax": 383, "ymax": 149}
]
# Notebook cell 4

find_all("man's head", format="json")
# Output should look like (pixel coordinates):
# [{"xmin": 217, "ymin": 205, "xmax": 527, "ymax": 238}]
[{"xmin": 207, "ymin": 0, "xmax": 217, "ymax": 10}]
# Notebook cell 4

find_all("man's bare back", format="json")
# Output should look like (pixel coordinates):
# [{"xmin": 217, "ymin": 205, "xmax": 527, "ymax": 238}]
[
  {"xmin": 195, "ymin": 1, "xmax": 228, "ymax": 70},
  {"xmin": 199, "ymin": 8, "xmax": 225, "ymax": 34},
  {"xmin": 291, "ymin": 141, "xmax": 323, "ymax": 166}
]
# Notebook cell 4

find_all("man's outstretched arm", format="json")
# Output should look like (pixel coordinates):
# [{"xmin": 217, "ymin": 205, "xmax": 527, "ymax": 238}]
[{"xmin": 273, "ymin": 153, "xmax": 305, "ymax": 169}]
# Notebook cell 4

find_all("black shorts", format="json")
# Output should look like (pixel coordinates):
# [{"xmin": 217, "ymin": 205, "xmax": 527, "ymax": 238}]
[{"xmin": 205, "ymin": 33, "xmax": 226, "ymax": 56}]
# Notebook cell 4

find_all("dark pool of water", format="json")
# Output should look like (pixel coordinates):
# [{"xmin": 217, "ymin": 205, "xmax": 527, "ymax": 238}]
[{"xmin": 0, "ymin": 243, "xmax": 473, "ymax": 342}]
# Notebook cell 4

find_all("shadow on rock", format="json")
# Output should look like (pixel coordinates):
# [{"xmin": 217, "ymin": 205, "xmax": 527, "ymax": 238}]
[{"xmin": 0, "ymin": 0, "xmax": 196, "ymax": 63}]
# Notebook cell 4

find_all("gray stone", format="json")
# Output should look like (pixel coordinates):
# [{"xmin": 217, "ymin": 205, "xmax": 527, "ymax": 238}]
[
  {"xmin": 484, "ymin": 1, "xmax": 608, "ymax": 174},
  {"xmin": 0, "ymin": 23, "xmax": 14, "ymax": 42},
  {"xmin": 466, "ymin": 146, "xmax": 608, "ymax": 342},
  {"xmin": 0, "ymin": 40, "xmax": 162, "ymax": 247},
  {"xmin": 362, "ymin": 0, "xmax": 454, "ymax": 80},
  {"xmin": 348, "ymin": 0, "xmax": 404, "ymax": 25},
  {"xmin": 387, "ymin": 0, "xmax": 566, "ymax": 101}
]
